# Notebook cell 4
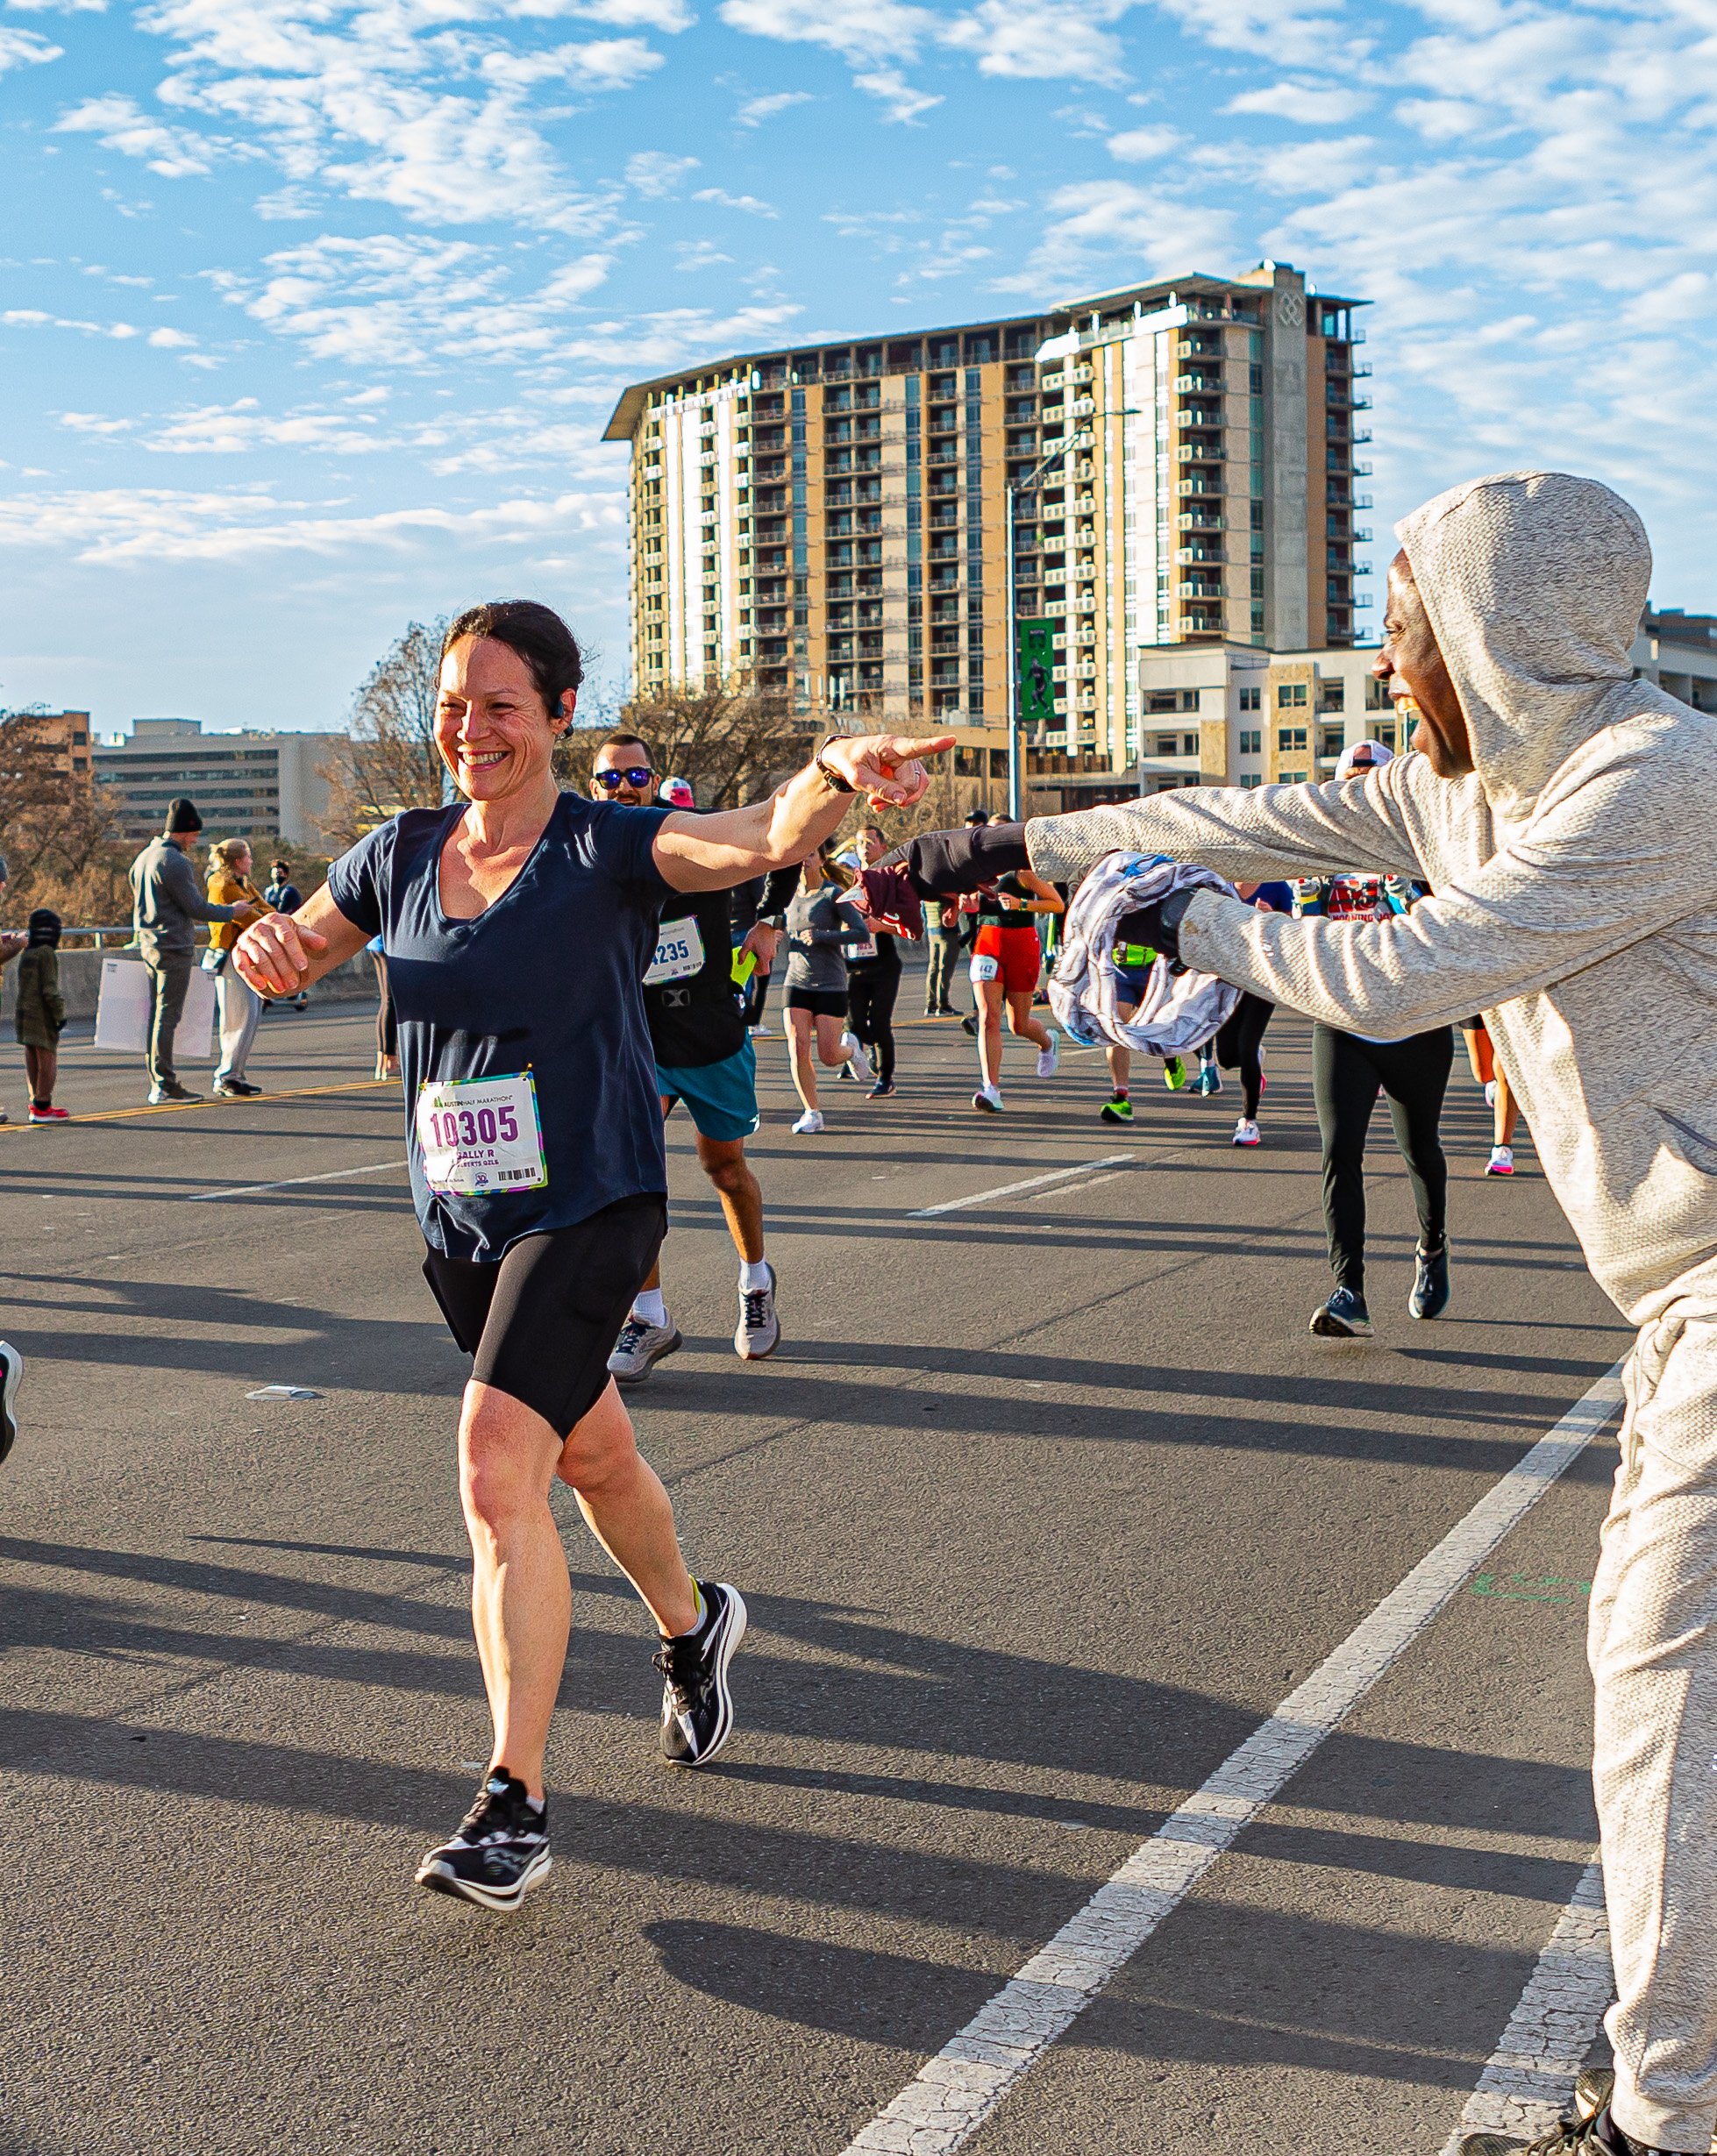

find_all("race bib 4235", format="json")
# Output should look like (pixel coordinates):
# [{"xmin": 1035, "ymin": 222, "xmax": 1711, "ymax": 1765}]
[{"xmin": 415, "ymin": 1071, "xmax": 546, "ymax": 1197}]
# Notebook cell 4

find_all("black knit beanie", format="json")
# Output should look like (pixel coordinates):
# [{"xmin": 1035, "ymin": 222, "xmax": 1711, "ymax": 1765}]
[
  {"xmin": 165, "ymin": 797, "xmax": 203, "ymax": 835},
  {"xmin": 26, "ymin": 909, "xmax": 60, "ymax": 948}
]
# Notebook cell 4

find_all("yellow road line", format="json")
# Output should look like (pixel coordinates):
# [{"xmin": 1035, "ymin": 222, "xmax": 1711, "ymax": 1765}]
[{"xmin": 0, "ymin": 1077, "xmax": 391, "ymax": 1134}]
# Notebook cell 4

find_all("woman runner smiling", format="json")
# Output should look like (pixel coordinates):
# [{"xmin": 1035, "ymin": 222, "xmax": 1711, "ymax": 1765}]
[{"xmin": 234, "ymin": 601, "xmax": 947, "ymax": 1911}]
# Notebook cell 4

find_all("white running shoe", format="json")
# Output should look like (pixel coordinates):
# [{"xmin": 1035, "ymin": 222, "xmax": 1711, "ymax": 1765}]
[
  {"xmin": 972, "ymin": 1085, "xmax": 1003, "ymax": 1114},
  {"xmin": 791, "ymin": 1108, "xmax": 825, "ymax": 1135},
  {"xmin": 735, "ymin": 1266, "xmax": 780, "ymax": 1361},
  {"xmin": 748, "ymin": 1022, "xmax": 771, "ymax": 1036},
  {"xmin": 608, "ymin": 1316, "xmax": 682, "ymax": 1384},
  {"xmin": 1232, "ymin": 1118, "xmax": 1261, "ymax": 1147},
  {"xmin": 1486, "ymin": 1144, "xmax": 1514, "ymax": 1176},
  {"xmin": 1484, "ymin": 1078, "xmax": 1497, "ymax": 1108},
  {"xmin": 1037, "ymin": 1032, "xmax": 1059, "ymax": 1079},
  {"xmin": 841, "ymin": 1032, "xmax": 873, "ymax": 1086}
]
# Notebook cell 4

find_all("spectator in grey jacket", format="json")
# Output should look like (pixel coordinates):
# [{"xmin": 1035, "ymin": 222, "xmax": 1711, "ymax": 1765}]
[
  {"xmin": 781, "ymin": 841, "xmax": 872, "ymax": 1134},
  {"xmin": 128, "ymin": 797, "xmax": 241, "ymax": 1104}
]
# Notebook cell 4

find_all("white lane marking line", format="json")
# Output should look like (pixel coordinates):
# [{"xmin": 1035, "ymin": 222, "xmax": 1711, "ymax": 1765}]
[
  {"xmin": 908, "ymin": 1155, "xmax": 1135, "ymax": 1217},
  {"xmin": 186, "ymin": 1158, "xmax": 406, "ymax": 1202},
  {"xmin": 844, "ymin": 1363, "xmax": 1625, "ymax": 2156},
  {"xmin": 1439, "ymin": 1858, "xmax": 1611, "ymax": 2153}
]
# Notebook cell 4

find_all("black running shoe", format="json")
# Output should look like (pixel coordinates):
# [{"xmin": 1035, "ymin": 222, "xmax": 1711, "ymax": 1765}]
[
  {"xmin": 415, "ymin": 1768, "xmax": 551, "ymax": 1910},
  {"xmin": 655, "ymin": 1580, "xmax": 747, "ymax": 1768},
  {"xmin": 1411, "ymin": 1239, "xmax": 1451, "ymax": 1320},
  {"xmin": 1459, "ymin": 2103, "xmax": 1633, "ymax": 2154}
]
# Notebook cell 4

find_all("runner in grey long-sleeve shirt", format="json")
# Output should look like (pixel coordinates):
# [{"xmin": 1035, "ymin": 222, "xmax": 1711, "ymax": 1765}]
[
  {"xmin": 858, "ymin": 470, "xmax": 1717, "ymax": 2156},
  {"xmin": 127, "ymin": 796, "xmax": 240, "ymax": 1102},
  {"xmin": 781, "ymin": 851, "xmax": 870, "ymax": 1131}
]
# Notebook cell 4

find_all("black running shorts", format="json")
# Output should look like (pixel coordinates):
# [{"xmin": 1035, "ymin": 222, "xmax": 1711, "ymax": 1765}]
[
  {"xmin": 421, "ymin": 1194, "xmax": 666, "ymax": 1438},
  {"xmin": 785, "ymin": 987, "xmax": 849, "ymax": 1019}
]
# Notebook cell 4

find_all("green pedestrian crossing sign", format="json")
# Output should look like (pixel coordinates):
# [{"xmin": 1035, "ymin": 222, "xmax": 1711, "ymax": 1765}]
[{"xmin": 1016, "ymin": 618, "xmax": 1056, "ymax": 725}]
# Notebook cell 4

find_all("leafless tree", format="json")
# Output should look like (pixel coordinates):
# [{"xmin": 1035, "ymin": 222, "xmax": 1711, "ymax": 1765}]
[
  {"xmin": 0, "ymin": 708, "xmax": 129, "ymax": 923},
  {"xmin": 319, "ymin": 617, "xmax": 448, "ymax": 849},
  {"xmin": 563, "ymin": 675, "xmax": 812, "ymax": 808}
]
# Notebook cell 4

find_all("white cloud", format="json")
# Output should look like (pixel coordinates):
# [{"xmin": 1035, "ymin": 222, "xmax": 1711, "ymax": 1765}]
[
  {"xmin": 944, "ymin": 0, "xmax": 1131, "ymax": 87},
  {"xmin": 1005, "ymin": 179, "xmax": 1233, "ymax": 293},
  {"xmin": 4, "ymin": 0, "xmax": 103, "ymax": 11},
  {"xmin": 1226, "ymin": 79, "xmax": 1371, "ymax": 125},
  {"xmin": 1106, "ymin": 123, "xmax": 1180, "ymax": 161},
  {"xmin": 692, "ymin": 185, "xmax": 778, "ymax": 215},
  {"xmin": 146, "ymin": 325, "xmax": 198, "ymax": 346},
  {"xmin": 53, "ymin": 92, "xmax": 239, "ymax": 176},
  {"xmin": 0, "ymin": 24, "xmax": 61, "ymax": 67},
  {"xmin": 673, "ymin": 238, "xmax": 732, "ymax": 270},
  {"xmin": 0, "ymin": 483, "xmax": 622, "ymax": 564},
  {"xmin": 4, "ymin": 307, "xmax": 140, "ymax": 338},
  {"xmin": 851, "ymin": 65, "xmax": 940, "ymax": 121},
  {"xmin": 210, "ymin": 232, "xmax": 616, "ymax": 366},
  {"xmin": 475, "ymin": 34, "xmax": 662, "ymax": 87},
  {"xmin": 502, "ymin": 0, "xmax": 691, "ymax": 24},
  {"xmin": 625, "ymin": 148, "xmax": 699, "ymax": 195},
  {"xmin": 734, "ymin": 87, "xmax": 813, "ymax": 125}
]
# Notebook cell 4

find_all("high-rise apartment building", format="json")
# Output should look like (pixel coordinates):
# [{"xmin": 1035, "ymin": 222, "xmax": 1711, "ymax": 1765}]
[{"xmin": 604, "ymin": 260, "xmax": 1370, "ymax": 796}]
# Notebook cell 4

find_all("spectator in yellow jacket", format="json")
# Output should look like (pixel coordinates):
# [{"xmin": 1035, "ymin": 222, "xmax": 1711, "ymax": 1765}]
[{"xmin": 206, "ymin": 840, "xmax": 270, "ymax": 1099}]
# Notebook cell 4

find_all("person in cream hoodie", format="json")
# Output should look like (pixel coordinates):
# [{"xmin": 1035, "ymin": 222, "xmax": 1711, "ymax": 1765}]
[{"xmin": 854, "ymin": 470, "xmax": 1717, "ymax": 2156}]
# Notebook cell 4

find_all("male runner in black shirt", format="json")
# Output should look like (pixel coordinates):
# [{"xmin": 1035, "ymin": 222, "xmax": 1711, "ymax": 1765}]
[{"xmin": 592, "ymin": 736, "xmax": 798, "ymax": 1377}]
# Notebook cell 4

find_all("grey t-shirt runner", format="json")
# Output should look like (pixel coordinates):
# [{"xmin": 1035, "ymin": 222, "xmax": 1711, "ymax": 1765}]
[{"xmin": 785, "ymin": 882, "xmax": 865, "ymax": 994}]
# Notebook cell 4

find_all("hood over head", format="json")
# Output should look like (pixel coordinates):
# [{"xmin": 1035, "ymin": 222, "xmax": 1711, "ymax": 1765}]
[{"xmin": 1395, "ymin": 470, "xmax": 1652, "ymax": 823}]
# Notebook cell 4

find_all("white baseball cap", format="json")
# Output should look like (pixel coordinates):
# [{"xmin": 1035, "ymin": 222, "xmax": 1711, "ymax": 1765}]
[
  {"xmin": 1335, "ymin": 740, "xmax": 1394, "ymax": 782},
  {"xmin": 658, "ymin": 776, "xmax": 695, "ymax": 808}
]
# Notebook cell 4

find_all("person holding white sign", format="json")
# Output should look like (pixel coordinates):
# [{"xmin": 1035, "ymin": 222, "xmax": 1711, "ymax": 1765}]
[{"xmin": 234, "ymin": 598, "xmax": 948, "ymax": 1912}]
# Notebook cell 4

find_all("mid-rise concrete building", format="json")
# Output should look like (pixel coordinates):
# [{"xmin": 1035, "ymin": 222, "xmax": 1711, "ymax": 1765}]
[
  {"xmin": 93, "ymin": 720, "xmax": 343, "ymax": 848},
  {"xmin": 605, "ymin": 260, "xmax": 1370, "ymax": 797}
]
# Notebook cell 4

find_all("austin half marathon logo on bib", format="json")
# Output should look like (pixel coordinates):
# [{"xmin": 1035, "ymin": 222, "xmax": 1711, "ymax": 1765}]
[{"xmin": 416, "ymin": 1071, "xmax": 547, "ymax": 1197}]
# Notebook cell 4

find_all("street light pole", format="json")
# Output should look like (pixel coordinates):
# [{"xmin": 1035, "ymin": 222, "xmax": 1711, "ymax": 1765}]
[{"xmin": 1004, "ymin": 405, "xmax": 1139, "ymax": 828}]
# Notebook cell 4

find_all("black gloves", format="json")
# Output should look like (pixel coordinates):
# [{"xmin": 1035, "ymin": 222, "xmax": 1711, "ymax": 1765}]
[
  {"xmin": 873, "ymin": 823, "xmax": 1032, "ymax": 896},
  {"xmin": 1112, "ymin": 887, "xmax": 1199, "ymax": 964}
]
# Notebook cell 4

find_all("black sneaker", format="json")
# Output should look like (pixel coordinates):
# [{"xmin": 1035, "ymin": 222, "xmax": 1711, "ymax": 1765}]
[
  {"xmin": 415, "ymin": 1768, "xmax": 551, "ymax": 1910},
  {"xmin": 1458, "ymin": 2080, "xmax": 1633, "ymax": 2155},
  {"xmin": 214, "ymin": 1078, "xmax": 262, "ymax": 1099},
  {"xmin": 1411, "ymin": 1239, "xmax": 1451, "ymax": 1320},
  {"xmin": 1311, "ymin": 1286, "xmax": 1372, "ymax": 1337},
  {"xmin": 655, "ymin": 1581, "xmax": 747, "ymax": 1768},
  {"xmin": 0, "ymin": 1341, "xmax": 21, "ymax": 1466}
]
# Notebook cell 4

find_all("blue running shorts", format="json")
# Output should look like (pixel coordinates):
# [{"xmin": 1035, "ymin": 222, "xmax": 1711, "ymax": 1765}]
[{"xmin": 656, "ymin": 1036, "xmax": 761, "ymax": 1143}]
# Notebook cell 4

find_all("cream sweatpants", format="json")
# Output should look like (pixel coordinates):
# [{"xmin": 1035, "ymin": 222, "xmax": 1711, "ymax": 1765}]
[{"xmin": 1592, "ymin": 1303, "xmax": 1717, "ymax": 2152}]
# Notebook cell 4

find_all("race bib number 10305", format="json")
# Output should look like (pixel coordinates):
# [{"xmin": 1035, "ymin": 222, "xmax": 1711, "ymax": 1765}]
[{"xmin": 416, "ymin": 1071, "xmax": 547, "ymax": 1197}]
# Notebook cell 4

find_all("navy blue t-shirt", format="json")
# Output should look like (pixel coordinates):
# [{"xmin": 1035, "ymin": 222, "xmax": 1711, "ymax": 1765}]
[{"xmin": 325, "ymin": 795, "xmax": 673, "ymax": 1261}]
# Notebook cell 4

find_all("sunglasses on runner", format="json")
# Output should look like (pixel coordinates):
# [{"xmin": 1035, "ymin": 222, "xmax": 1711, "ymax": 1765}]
[{"xmin": 592, "ymin": 766, "xmax": 654, "ymax": 790}]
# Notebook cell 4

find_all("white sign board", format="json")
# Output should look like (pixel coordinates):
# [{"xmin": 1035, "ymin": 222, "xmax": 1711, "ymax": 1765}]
[{"xmin": 94, "ymin": 957, "xmax": 216, "ymax": 1062}]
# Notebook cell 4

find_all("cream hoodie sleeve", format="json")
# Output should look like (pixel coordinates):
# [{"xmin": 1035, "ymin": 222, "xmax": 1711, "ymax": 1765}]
[
  {"xmin": 1173, "ymin": 736, "xmax": 1710, "ymax": 1036},
  {"xmin": 1026, "ymin": 763, "xmax": 1425, "ymax": 887}
]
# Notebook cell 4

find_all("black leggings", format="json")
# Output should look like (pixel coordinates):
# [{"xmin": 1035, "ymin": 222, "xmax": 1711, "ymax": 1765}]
[
  {"xmin": 847, "ymin": 954, "xmax": 900, "ymax": 1085},
  {"xmin": 1312, "ymin": 1023, "xmax": 1453, "ymax": 1295},
  {"xmin": 1215, "ymin": 993, "xmax": 1274, "ymax": 1119},
  {"xmin": 421, "ymin": 1196, "xmax": 666, "ymax": 1437},
  {"xmin": 372, "ymin": 950, "xmax": 397, "ymax": 1062}
]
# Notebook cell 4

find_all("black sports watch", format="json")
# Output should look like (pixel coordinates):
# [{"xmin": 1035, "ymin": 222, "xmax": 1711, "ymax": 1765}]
[{"xmin": 757, "ymin": 912, "xmax": 786, "ymax": 931}]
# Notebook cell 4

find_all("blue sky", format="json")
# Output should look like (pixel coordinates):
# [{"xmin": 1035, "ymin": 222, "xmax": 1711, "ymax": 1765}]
[{"xmin": 3, "ymin": 0, "xmax": 1714, "ymax": 734}]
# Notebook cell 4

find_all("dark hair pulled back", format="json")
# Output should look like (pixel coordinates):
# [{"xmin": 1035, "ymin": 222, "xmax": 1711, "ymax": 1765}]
[{"xmin": 442, "ymin": 601, "xmax": 584, "ymax": 721}]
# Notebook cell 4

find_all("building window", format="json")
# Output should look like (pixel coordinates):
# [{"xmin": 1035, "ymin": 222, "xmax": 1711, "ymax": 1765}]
[
  {"xmin": 1276, "ymin": 683, "xmax": 1307, "ymax": 708},
  {"xmin": 1238, "ymin": 686, "xmax": 1261, "ymax": 712},
  {"xmin": 1239, "ymin": 729, "xmax": 1261, "ymax": 755},
  {"xmin": 1319, "ymin": 679, "xmax": 1346, "ymax": 711},
  {"xmin": 1278, "ymin": 727, "xmax": 1307, "ymax": 753}
]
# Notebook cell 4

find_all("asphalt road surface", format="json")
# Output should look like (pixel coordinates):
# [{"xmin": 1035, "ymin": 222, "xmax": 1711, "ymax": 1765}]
[{"xmin": 1, "ymin": 974, "xmax": 1632, "ymax": 2156}]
